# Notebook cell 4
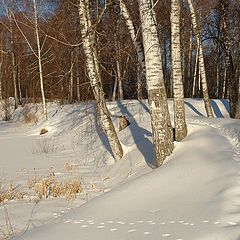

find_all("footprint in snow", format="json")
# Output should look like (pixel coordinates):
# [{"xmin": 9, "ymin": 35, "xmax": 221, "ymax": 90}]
[
  {"xmin": 73, "ymin": 221, "xmax": 81, "ymax": 224},
  {"xmin": 162, "ymin": 233, "xmax": 171, "ymax": 237},
  {"xmin": 64, "ymin": 219, "xmax": 72, "ymax": 223},
  {"xmin": 96, "ymin": 225, "xmax": 105, "ymax": 229},
  {"xmin": 110, "ymin": 228, "xmax": 117, "ymax": 232}
]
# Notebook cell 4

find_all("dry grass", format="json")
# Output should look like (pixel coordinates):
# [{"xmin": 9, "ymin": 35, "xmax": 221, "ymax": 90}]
[
  {"xmin": 0, "ymin": 182, "xmax": 26, "ymax": 204},
  {"xmin": 28, "ymin": 170, "xmax": 82, "ymax": 201},
  {"xmin": 1, "ymin": 164, "xmax": 82, "ymax": 204}
]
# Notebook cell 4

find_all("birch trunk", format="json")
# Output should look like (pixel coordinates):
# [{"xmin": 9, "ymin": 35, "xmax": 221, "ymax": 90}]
[
  {"xmin": 112, "ymin": 73, "xmax": 118, "ymax": 101},
  {"xmin": 9, "ymin": 13, "xmax": 19, "ymax": 109},
  {"xmin": 0, "ymin": 62, "xmax": 2, "ymax": 101},
  {"xmin": 69, "ymin": 51, "xmax": 74, "ymax": 103},
  {"xmin": 76, "ymin": 53, "xmax": 81, "ymax": 102},
  {"xmin": 114, "ymin": 31, "xmax": 123, "ymax": 100},
  {"xmin": 76, "ymin": 74, "xmax": 80, "ymax": 102},
  {"xmin": 138, "ymin": 0, "xmax": 174, "ymax": 167},
  {"xmin": 188, "ymin": 28, "xmax": 193, "ymax": 97},
  {"xmin": 171, "ymin": 0, "xmax": 187, "ymax": 141},
  {"xmin": 33, "ymin": 0, "xmax": 47, "ymax": 120},
  {"xmin": 78, "ymin": 0, "xmax": 123, "ymax": 161},
  {"xmin": 187, "ymin": 0, "xmax": 214, "ymax": 117},
  {"xmin": 119, "ymin": 0, "xmax": 146, "ymax": 99},
  {"xmin": 17, "ymin": 59, "xmax": 22, "ymax": 103},
  {"xmin": 193, "ymin": 45, "xmax": 199, "ymax": 97}
]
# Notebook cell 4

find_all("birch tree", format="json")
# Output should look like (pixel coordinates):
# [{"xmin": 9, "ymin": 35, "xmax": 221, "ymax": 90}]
[
  {"xmin": 187, "ymin": 0, "xmax": 214, "ymax": 118},
  {"xmin": 171, "ymin": 0, "xmax": 187, "ymax": 141},
  {"xmin": 119, "ymin": 0, "xmax": 146, "ymax": 99},
  {"xmin": 138, "ymin": 0, "xmax": 174, "ymax": 167},
  {"xmin": 78, "ymin": 0, "xmax": 123, "ymax": 161},
  {"xmin": 33, "ymin": 0, "xmax": 47, "ymax": 119}
]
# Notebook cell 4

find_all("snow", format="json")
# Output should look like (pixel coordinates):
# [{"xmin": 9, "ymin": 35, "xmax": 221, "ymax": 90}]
[{"xmin": 0, "ymin": 99, "xmax": 240, "ymax": 240}]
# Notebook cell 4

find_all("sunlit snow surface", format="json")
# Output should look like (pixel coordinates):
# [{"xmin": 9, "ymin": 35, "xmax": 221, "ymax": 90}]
[{"xmin": 0, "ymin": 99, "xmax": 239, "ymax": 240}]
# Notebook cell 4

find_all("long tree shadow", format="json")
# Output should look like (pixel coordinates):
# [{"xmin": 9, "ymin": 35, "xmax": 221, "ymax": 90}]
[
  {"xmin": 185, "ymin": 101, "xmax": 205, "ymax": 117},
  {"xmin": 92, "ymin": 104, "xmax": 114, "ymax": 159},
  {"xmin": 219, "ymin": 99, "xmax": 230, "ymax": 114},
  {"xmin": 210, "ymin": 100, "xmax": 224, "ymax": 118},
  {"xmin": 116, "ymin": 101, "xmax": 157, "ymax": 169}
]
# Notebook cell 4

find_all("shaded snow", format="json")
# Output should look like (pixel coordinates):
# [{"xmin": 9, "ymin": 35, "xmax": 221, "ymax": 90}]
[{"xmin": 0, "ymin": 99, "xmax": 239, "ymax": 240}]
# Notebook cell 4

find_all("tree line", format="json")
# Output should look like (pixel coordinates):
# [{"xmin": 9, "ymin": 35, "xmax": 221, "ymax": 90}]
[{"xmin": 0, "ymin": 0, "xmax": 239, "ymax": 165}]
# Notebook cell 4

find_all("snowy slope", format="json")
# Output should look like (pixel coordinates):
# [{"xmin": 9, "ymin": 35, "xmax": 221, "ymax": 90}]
[{"xmin": 0, "ymin": 99, "xmax": 239, "ymax": 240}]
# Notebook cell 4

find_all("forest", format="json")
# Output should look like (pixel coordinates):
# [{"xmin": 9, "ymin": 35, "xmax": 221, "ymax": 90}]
[{"xmin": 0, "ymin": 0, "xmax": 239, "ymax": 107}]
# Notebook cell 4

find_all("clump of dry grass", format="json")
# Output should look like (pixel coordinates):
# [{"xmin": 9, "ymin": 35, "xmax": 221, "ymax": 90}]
[
  {"xmin": 28, "ymin": 170, "xmax": 82, "ymax": 201},
  {"xmin": 0, "ymin": 182, "xmax": 26, "ymax": 203},
  {"xmin": 64, "ymin": 162, "xmax": 73, "ymax": 174},
  {"xmin": 1, "ymin": 164, "xmax": 82, "ymax": 204}
]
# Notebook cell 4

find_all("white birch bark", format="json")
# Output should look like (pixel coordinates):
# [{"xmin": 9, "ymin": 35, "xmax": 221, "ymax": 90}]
[
  {"xmin": 78, "ymin": 0, "xmax": 123, "ymax": 161},
  {"xmin": 9, "ymin": 13, "xmax": 19, "ymax": 109},
  {"xmin": 116, "ymin": 42, "xmax": 123, "ymax": 100},
  {"xmin": 119, "ymin": 0, "xmax": 145, "ymax": 99},
  {"xmin": 138, "ymin": 0, "xmax": 174, "ymax": 167},
  {"xmin": 0, "ymin": 62, "xmax": 2, "ymax": 101},
  {"xmin": 33, "ymin": 0, "xmax": 47, "ymax": 120},
  {"xmin": 171, "ymin": 0, "xmax": 187, "ymax": 141},
  {"xmin": 187, "ymin": 0, "xmax": 214, "ymax": 117},
  {"xmin": 112, "ymin": 74, "xmax": 117, "ymax": 101},
  {"xmin": 69, "ymin": 51, "xmax": 74, "ymax": 103},
  {"xmin": 192, "ymin": 45, "xmax": 199, "ymax": 97},
  {"xmin": 17, "ymin": 61, "xmax": 22, "ymax": 103}
]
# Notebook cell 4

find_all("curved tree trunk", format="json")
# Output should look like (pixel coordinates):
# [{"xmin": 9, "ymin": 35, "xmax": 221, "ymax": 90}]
[
  {"xmin": 171, "ymin": 0, "xmax": 187, "ymax": 141},
  {"xmin": 138, "ymin": 0, "xmax": 174, "ymax": 167},
  {"xmin": 78, "ymin": 0, "xmax": 123, "ymax": 161},
  {"xmin": 187, "ymin": 0, "xmax": 214, "ymax": 117}
]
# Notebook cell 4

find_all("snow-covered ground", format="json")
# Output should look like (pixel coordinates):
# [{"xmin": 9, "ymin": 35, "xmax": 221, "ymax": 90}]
[{"xmin": 0, "ymin": 99, "xmax": 239, "ymax": 240}]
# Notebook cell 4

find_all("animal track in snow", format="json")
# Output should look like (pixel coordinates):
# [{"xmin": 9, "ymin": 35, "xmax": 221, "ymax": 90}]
[
  {"xmin": 75, "ymin": 221, "xmax": 82, "ymax": 224},
  {"xmin": 96, "ymin": 225, "xmax": 105, "ymax": 229},
  {"xmin": 162, "ymin": 233, "xmax": 171, "ymax": 237},
  {"xmin": 110, "ymin": 228, "xmax": 117, "ymax": 232},
  {"xmin": 81, "ymin": 225, "xmax": 88, "ymax": 228}
]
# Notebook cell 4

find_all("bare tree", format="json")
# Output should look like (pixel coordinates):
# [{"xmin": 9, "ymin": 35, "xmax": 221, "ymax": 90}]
[
  {"xmin": 138, "ymin": 0, "xmax": 174, "ymax": 167},
  {"xmin": 78, "ymin": 0, "xmax": 123, "ymax": 161},
  {"xmin": 119, "ymin": 0, "xmax": 146, "ymax": 99},
  {"xmin": 33, "ymin": 0, "xmax": 47, "ymax": 119},
  {"xmin": 171, "ymin": 0, "xmax": 187, "ymax": 141},
  {"xmin": 187, "ymin": 0, "xmax": 214, "ymax": 117}
]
